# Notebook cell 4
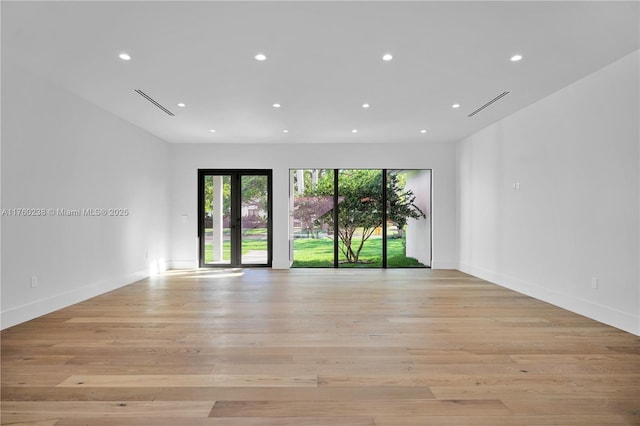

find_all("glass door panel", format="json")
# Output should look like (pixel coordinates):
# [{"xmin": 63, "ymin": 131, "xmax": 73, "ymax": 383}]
[
  {"xmin": 240, "ymin": 175, "xmax": 269, "ymax": 265},
  {"xmin": 203, "ymin": 174, "xmax": 231, "ymax": 266}
]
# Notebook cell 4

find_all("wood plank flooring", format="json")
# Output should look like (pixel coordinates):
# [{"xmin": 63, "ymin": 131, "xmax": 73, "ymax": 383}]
[{"xmin": 2, "ymin": 268, "xmax": 639, "ymax": 425}]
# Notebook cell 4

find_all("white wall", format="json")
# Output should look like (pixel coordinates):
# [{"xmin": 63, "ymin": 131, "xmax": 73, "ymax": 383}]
[
  {"xmin": 169, "ymin": 142, "xmax": 458, "ymax": 270},
  {"xmin": 458, "ymin": 51, "xmax": 640, "ymax": 335},
  {"xmin": 1, "ymin": 63, "xmax": 171, "ymax": 329}
]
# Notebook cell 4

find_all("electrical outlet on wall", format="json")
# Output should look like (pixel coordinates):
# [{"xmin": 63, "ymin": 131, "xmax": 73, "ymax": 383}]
[
  {"xmin": 591, "ymin": 277, "xmax": 598, "ymax": 289},
  {"xmin": 30, "ymin": 276, "xmax": 38, "ymax": 288}
]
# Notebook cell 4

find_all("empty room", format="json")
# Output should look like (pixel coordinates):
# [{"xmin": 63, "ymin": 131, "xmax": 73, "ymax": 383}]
[{"xmin": 1, "ymin": 1, "xmax": 639, "ymax": 425}]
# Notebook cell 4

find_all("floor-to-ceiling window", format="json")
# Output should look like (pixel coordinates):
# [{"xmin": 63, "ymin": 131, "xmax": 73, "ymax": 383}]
[
  {"xmin": 386, "ymin": 169, "xmax": 431, "ymax": 267},
  {"xmin": 290, "ymin": 169, "xmax": 431, "ymax": 268},
  {"xmin": 337, "ymin": 169, "xmax": 384, "ymax": 267},
  {"xmin": 290, "ymin": 169, "xmax": 335, "ymax": 267}
]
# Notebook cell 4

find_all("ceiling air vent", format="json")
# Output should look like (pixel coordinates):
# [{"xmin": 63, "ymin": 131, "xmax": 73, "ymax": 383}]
[
  {"xmin": 467, "ymin": 91, "xmax": 510, "ymax": 117},
  {"xmin": 134, "ymin": 89, "xmax": 175, "ymax": 116}
]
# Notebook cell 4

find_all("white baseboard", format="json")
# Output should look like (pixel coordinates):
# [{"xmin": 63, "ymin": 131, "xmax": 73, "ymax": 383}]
[
  {"xmin": 1, "ymin": 268, "xmax": 149, "ymax": 330},
  {"xmin": 458, "ymin": 263, "xmax": 639, "ymax": 336},
  {"xmin": 169, "ymin": 259, "xmax": 291, "ymax": 269},
  {"xmin": 431, "ymin": 260, "xmax": 459, "ymax": 269},
  {"xmin": 169, "ymin": 260, "xmax": 199, "ymax": 270}
]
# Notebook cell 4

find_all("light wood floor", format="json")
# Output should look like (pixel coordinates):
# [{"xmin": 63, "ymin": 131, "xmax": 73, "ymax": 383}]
[{"xmin": 2, "ymin": 268, "xmax": 639, "ymax": 425}]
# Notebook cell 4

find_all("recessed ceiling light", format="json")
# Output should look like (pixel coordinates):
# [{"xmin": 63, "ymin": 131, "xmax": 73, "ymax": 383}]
[
  {"xmin": 510, "ymin": 54, "xmax": 523, "ymax": 62},
  {"xmin": 119, "ymin": 53, "xmax": 131, "ymax": 61},
  {"xmin": 382, "ymin": 53, "xmax": 393, "ymax": 61},
  {"xmin": 362, "ymin": 103, "xmax": 370, "ymax": 109},
  {"xmin": 420, "ymin": 129, "xmax": 428, "ymax": 134},
  {"xmin": 177, "ymin": 103, "xmax": 186, "ymax": 108},
  {"xmin": 209, "ymin": 129, "xmax": 216, "ymax": 133},
  {"xmin": 352, "ymin": 129, "xmax": 358, "ymax": 133},
  {"xmin": 283, "ymin": 129, "xmax": 289, "ymax": 133},
  {"xmin": 255, "ymin": 53, "xmax": 267, "ymax": 61},
  {"xmin": 273, "ymin": 103, "xmax": 281, "ymax": 108},
  {"xmin": 452, "ymin": 104, "xmax": 460, "ymax": 109}
]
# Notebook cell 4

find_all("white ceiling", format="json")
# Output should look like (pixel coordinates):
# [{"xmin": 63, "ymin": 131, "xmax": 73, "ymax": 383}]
[{"xmin": 2, "ymin": 1, "xmax": 638, "ymax": 144}]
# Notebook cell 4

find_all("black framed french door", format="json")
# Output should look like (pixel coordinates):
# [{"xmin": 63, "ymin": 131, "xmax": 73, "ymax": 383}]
[{"xmin": 198, "ymin": 169, "xmax": 272, "ymax": 267}]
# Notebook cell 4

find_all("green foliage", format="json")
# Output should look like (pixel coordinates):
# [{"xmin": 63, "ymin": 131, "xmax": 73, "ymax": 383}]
[
  {"xmin": 334, "ymin": 170, "xmax": 383, "ymax": 263},
  {"xmin": 204, "ymin": 175, "xmax": 268, "ymax": 225},
  {"xmin": 204, "ymin": 175, "xmax": 231, "ymax": 215},
  {"xmin": 242, "ymin": 175, "xmax": 268, "ymax": 207},
  {"xmin": 387, "ymin": 172, "xmax": 425, "ymax": 234}
]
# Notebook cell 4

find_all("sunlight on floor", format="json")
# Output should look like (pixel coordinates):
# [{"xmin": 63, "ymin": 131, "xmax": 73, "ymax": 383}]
[{"xmin": 155, "ymin": 268, "xmax": 245, "ymax": 279}]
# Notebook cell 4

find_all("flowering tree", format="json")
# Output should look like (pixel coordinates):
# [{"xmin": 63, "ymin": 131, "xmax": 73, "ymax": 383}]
[{"xmin": 309, "ymin": 170, "xmax": 424, "ymax": 264}]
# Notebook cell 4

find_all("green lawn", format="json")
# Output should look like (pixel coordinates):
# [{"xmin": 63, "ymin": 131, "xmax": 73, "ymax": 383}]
[
  {"xmin": 292, "ymin": 237, "xmax": 425, "ymax": 268},
  {"xmin": 291, "ymin": 238, "xmax": 335, "ymax": 267},
  {"xmin": 204, "ymin": 238, "xmax": 267, "ymax": 263},
  {"xmin": 204, "ymin": 228, "xmax": 425, "ymax": 268}
]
